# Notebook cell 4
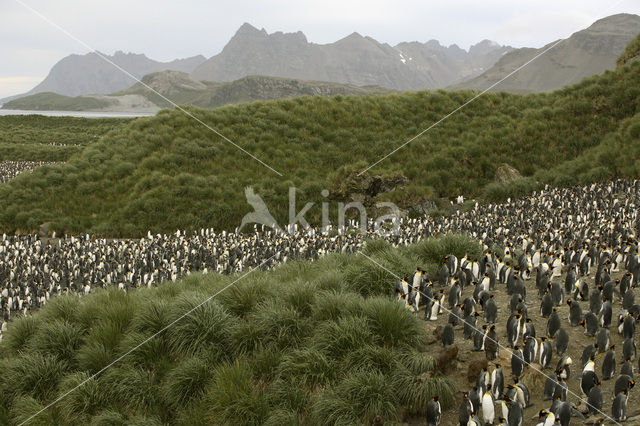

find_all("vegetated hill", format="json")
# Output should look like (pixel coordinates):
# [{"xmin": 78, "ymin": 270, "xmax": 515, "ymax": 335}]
[
  {"xmin": 8, "ymin": 51, "xmax": 206, "ymax": 99},
  {"xmin": 0, "ymin": 44, "xmax": 639, "ymax": 236},
  {"xmin": 2, "ymin": 92, "xmax": 114, "ymax": 111},
  {"xmin": 192, "ymin": 23, "xmax": 512, "ymax": 90},
  {"xmin": 0, "ymin": 115, "xmax": 130, "ymax": 162},
  {"xmin": 0, "ymin": 234, "xmax": 472, "ymax": 425},
  {"xmin": 2, "ymin": 72, "xmax": 394, "ymax": 112},
  {"xmin": 119, "ymin": 71, "xmax": 396, "ymax": 109},
  {"xmin": 450, "ymin": 13, "xmax": 640, "ymax": 93}
]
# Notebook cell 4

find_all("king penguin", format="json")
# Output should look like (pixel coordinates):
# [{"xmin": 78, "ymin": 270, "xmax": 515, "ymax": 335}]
[
  {"xmin": 426, "ymin": 395, "xmax": 441, "ymax": 426},
  {"xmin": 602, "ymin": 345, "xmax": 616, "ymax": 380},
  {"xmin": 482, "ymin": 384, "xmax": 495, "ymax": 426}
]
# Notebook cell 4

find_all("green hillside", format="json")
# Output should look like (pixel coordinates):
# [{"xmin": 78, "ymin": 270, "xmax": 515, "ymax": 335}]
[
  {"xmin": 2, "ymin": 93, "xmax": 114, "ymax": 112},
  {"xmin": 0, "ymin": 234, "xmax": 472, "ymax": 425},
  {"xmin": 0, "ymin": 53, "xmax": 639, "ymax": 235},
  {"xmin": 0, "ymin": 115, "xmax": 130, "ymax": 162}
]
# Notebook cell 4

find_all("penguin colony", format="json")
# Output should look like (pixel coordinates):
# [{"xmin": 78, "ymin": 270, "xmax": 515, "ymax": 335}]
[
  {"xmin": 0, "ymin": 161, "xmax": 57, "ymax": 183},
  {"xmin": 1, "ymin": 179, "xmax": 639, "ymax": 332},
  {"xmin": 395, "ymin": 181, "xmax": 640, "ymax": 424}
]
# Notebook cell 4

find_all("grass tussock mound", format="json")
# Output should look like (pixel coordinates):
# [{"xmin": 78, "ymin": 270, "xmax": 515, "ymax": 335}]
[{"xmin": 0, "ymin": 234, "xmax": 477, "ymax": 425}]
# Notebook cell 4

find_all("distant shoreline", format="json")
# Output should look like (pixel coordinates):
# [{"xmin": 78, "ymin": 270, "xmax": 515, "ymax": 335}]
[{"xmin": 0, "ymin": 108, "xmax": 155, "ymax": 118}]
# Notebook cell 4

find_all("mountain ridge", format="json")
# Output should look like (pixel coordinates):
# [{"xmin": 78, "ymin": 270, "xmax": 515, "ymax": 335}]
[{"xmin": 450, "ymin": 13, "xmax": 640, "ymax": 93}]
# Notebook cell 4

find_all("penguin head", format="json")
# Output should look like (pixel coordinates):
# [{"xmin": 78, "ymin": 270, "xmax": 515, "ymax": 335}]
[
  {"xmin": 538, "ymin": 409, "xmax": 549, "ymax": 419},
  {"xmin": 432, "ymin": 395, "xmax": 439, "ymax": 402},
  {"xmin": 567, "ymin": 299, "xmax": 572, "ymax": 305}
]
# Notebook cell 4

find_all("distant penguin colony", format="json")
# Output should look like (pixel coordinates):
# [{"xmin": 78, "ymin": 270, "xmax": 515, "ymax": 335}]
[
  {"xmin": 390, "ymin": 180, "xmax": 640, "ymax": 424},
  {"xmin": 1, "ymin": 178, "xmax": 640, "ymax": 423},
  {"xmin": 0, "ymin": 161, "xmax": 57, "ymax": 183}
]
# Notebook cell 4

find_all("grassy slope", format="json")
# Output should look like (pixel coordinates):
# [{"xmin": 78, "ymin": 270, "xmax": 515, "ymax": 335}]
[
  {"xmin": 0, "ymin": 59, "xmax": 639, "ymax": 235},
  {"xmin": 0, "ymin": 234, "xmax": 478, "ymax": 425},
  {"xmin": 2, "ymin": 93, "xmax": 113, "ymax": 112},
  {"xmin": 0, "ymin": 116, "xmax": 130, "ymax": 162}
]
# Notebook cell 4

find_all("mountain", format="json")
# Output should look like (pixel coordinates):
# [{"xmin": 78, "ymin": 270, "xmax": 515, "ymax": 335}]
[
  {"xmin": 191, "ymin": 23, "xmax": 513, "ymax": 90},
  {"xmin": 2, "ymin": 71, "xmax": 394, "ymax": 112},
  {"xmin": 22, "ymin": 51, "xmax": 206, "ymax": 98},
  {"xmin": 450, "ymin": 13, "xmax": 640, "ymax": 93}
]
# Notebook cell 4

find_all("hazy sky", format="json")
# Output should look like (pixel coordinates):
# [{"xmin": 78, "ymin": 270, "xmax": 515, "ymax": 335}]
[{"xmin": 1, "ymin": 0, "xmax": 638, "ymax": 98}]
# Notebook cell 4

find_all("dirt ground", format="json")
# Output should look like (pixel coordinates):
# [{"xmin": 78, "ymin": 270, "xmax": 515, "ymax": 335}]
[{"xmin": 408, "ymin": 267, "xmax": 638, "ymax": 426}]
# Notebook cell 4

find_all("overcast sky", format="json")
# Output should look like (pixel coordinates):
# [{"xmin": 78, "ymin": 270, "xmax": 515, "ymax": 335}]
[{"xmin": 0, "ymin": 0, "xmax": 638, "ymax": 98}]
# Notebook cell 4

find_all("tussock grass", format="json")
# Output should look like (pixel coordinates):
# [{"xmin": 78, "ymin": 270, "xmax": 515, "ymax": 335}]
[
  {"xmin": 0, "ymin": 234, "xmax": 467, "ymax": 423},
  {"xmin": 0, "ymin": 315, "xmax": 41, "ymax": 356},
  {"xmin": 166, "ymin": 294, "xmax": 233, "ymax": 358},
  {"xmin": 162, "ymin": 356, "xmax": 213, "ymax": 409},
  {"xmin": 27, "ymin": 320, "xmax": 84, "ymax": 364}
]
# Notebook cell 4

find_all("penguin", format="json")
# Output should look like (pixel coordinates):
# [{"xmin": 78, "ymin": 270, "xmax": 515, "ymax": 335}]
[
  {"xmin": 554, "ymin": 328, "xmax": 569, "ymax": 356},
  {"xmin": 484, "ymin": 295, "xmax": 498, "ymax": 324},
  {"xmin": 513, "ymin": 377, "xmax": 531, "ymax": 408},
  {"xmin": 622, "ymin": 312, "xmax": 635, "ymax": 339},
  {"xmin": 427, "ymin": 294, "xmax": 441, "ymax": 321},
  {"xmin": 540, "ymin": 336, "xmax": 553, "ymax": 369},
  {"xmin": 485, "ymin": 325, "xmax": 498, "ymax": 361},
  {"xmin": 602, "ymin": 345, "xmax": 616, "ymax": 380},
  {"xmin": 599, "ymin": 298, "xmax": 612, "ymax": 328},
  {"xmin": 581, "ymin": 343, "xmax": 598, "ymax": 367},
  {"xmin": 464, "ymin": 312, "xmax": 480, "ymax": 340},
  {"xmin": 557, "ymin": 401, "xmax": 584, "ymax": 426},
  {"xmin": 511, "ymin": 346, "xmax": 524, "ymax": 379},
  {"xmin": 567, "ymin": 298, "xmax": 582, "ymax": 326},
  {"xmin": 462, "ymin": 296, "xmax": 476, "ymax": 317},
  {"xmin": 595, "ymin": 329, "xmax": 611, "ymax": 354},
  {"xmin": 491, "ymin": 364, "xmax": 504, "ymax": 400},
  {"xmin": 523, "ymin": 336, "xmax": 538, "ymax": 365},
  {"xmin": 536, "ymin": 409, "xmax": 555, "ymax": 426},
  {"xmin": 580, "ymin": 357, "xmax": 598, "ymax": 396},
  {"xmin": 540, "ymin": 291, "xmax": 554, "ymax": 318},
  {"xmin": 556, "ymin": 356, "xmax": 572, "ymax": 380},
  {"xmin": 507, "ymin": 313, "xmax": 522, "ymax": 347},
  {"xmin": 477, "ymin": 367, "xmax": 490, "ymax": 395},
  {"xmin": 626, "ymin": 336, "xmax": 639, "ymax": 362},
  {"xmin": 581, "ymin": 311, "xmax": 599, "ymax": 337},
  {"xmin": 621, "ymin": 358, "xmax": 634, "ymax": 378},
  {"xmin": 481, "ymin": 384, "xmax": 495, "ymax": 426},
  {"xmin": 507, "ymin": 398, "xmax": 523, "ymax": 426},
  {"xmin": 586, "ymin": 380, "xmax": 603, "ymax": 416},
  {"xmin": 439, "ymin": 263, "xmax": 450, "ymax": 287},
  {"xmin": 468, "ymin": 386, "xmax": 480, "ymax": 416},
  {"xmin": 448, "ymin": 304, "xmax": 463, "ymax": 326},
  {"xmin": 613, "ymin": 374, "xmax": 635, "ymax": 396},
  {"xmin": 543, "ymin": 374, "xmax": 558, "ymax": 401},
  {"xmin": 552, "ymin": 376, "xmax": 568, "ymax": 401},
  {"xmin": 442, "ymin": 321, "xmax": 455, "ymax": 347},
  {"xmin": 523, "ymin": 318, "xmax": 536, "ymax": 339},
  {"xmin": 448, "ymin": 281, "xmax": 461, "ymax": 309},
  {"xmin": 550, "ymin": 281, "xmax": 563, "ymax": 306},
  {"xmin": 499, "ymin": 398, "xmax": 510, "ymax": 423},
  {"xmin": 547, "ymin": 309, "xmax": 561, "ymax": 338},
  {"xmin": 473, "ymin": 326, "xmax": 486, "ymax": 352},
  {"xmin": 426, "ymin": 395, "xmax": 441, "ymax": 426},
  {"xmin": 466, "ymin": 413, "xmax": 481, "ymax": 426},
  {"xmin": 623, "ymin": 287, "xmax": 636, "ymax": 310},
  {"xmin": 459, "ymin": 392, "xmax": 473, "ymax": 426},
  {"xmin": 612, "ymin": 390, "xmax": 628, "ymax": 422}
]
